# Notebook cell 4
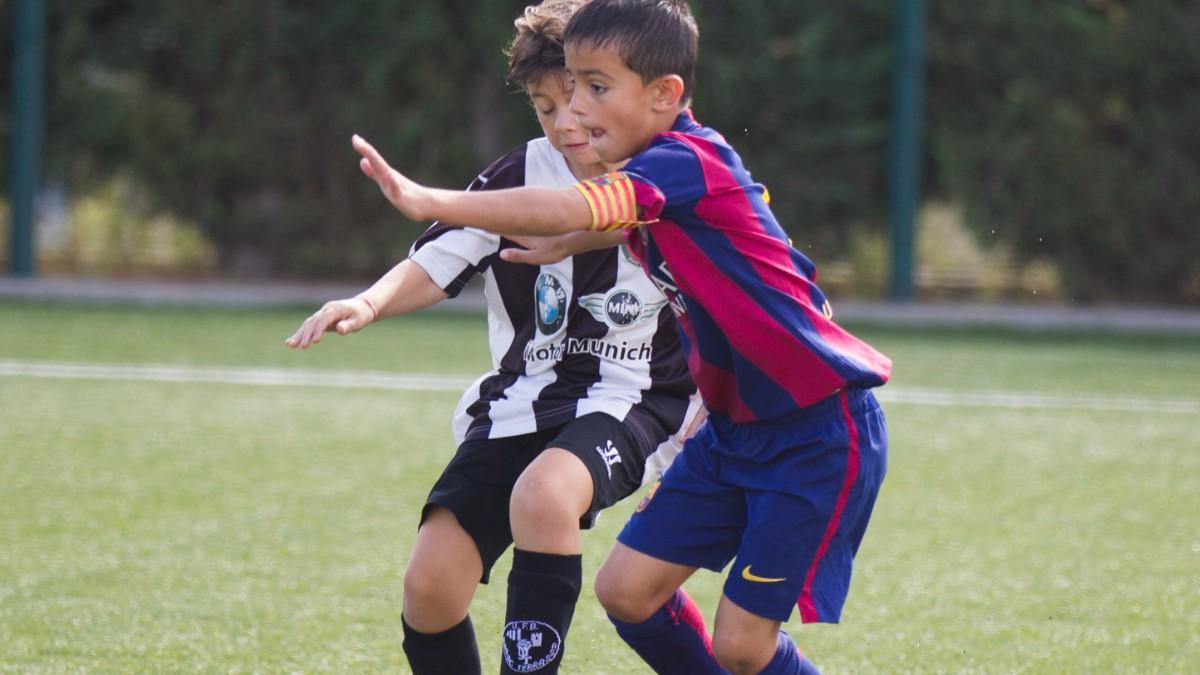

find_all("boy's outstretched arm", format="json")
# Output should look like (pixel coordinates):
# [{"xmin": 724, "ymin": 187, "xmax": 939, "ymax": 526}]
[
  {"xmin": 284, "ymin": 258, "xmax": 447, "ymax": 349},
  {"xmin": 353, "ymin": 135, "xmax": 592, "ymax": 236}
]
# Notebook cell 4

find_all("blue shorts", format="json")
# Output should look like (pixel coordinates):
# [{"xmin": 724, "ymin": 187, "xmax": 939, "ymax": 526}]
[{"xmin": 618, "ymin": 388, "xmax": 888, "ymax": 623}]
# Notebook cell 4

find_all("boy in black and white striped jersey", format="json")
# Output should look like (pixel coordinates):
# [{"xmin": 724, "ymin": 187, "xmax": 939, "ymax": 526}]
[{"xmin": 285, "ymin": 2, "xmax": 705, "ymax": 672}]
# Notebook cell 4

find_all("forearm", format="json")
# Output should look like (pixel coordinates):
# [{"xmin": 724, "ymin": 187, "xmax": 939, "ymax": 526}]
[
  {"xmin": 357, "ymin": 259, "xmax": 448, "ymax": 319},
  {"xmin": 419, "ymin": 186, "xmax": 593, "ymax": 236}
]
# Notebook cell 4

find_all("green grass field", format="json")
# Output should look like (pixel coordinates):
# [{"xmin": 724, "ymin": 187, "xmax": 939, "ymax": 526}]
[{"xmin": 2, "ymin": 300, "xmax": 1198, "ymax": 673}]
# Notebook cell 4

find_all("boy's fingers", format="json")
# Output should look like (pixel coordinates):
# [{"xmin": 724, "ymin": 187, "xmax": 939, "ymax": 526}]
[
  {"xmin": 285, "ymin": 322, "xmax": 310, "ymax": 348},
  {"xmin": 353, "ymin": 135, "xmax": 391, "ymax": 174},
  {"xmin": 301, "ymin": 316, "xmax": 327, "ymax": 347},
  {"xmin": 499, "ymin": 248, "xmax": 541, "ymax": 265}
]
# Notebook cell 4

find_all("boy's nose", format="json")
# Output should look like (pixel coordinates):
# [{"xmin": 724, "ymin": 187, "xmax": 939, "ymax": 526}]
[
  {"xmin": 555, "ymin": 111, "xmax": 579, "ymax": 132},
  {"xmin": 568, "ymin": 90, "xmax": 585, "ymax": 117}
]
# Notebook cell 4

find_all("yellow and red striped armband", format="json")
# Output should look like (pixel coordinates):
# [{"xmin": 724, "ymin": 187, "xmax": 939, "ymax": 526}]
[{"xmin": 572, "ymin": 172, "xmax": 658, "ymax": 232}]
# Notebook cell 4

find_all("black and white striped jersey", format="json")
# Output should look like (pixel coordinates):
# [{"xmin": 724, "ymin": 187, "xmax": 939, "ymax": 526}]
[{"xmin": 409, "ymin": 138, "xmax": 696, "ymax": 457}]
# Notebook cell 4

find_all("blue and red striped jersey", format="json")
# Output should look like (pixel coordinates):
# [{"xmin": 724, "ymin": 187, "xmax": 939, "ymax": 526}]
[{"xmin": 577, "ymin": 110, "xmax": 891, "ymax": 423}]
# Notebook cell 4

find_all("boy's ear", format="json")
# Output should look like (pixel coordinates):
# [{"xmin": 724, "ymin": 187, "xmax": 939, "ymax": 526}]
[{"xmin": 648, "ymin": 74, "xmax": 686, "ymax": 112}]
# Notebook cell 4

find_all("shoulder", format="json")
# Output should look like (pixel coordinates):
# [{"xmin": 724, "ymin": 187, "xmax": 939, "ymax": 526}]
[
  {"xmin": 471, "ymin": 142, "xmax": 531, "ymax": 191},
  {"xmin": 626, "ymin": 132, "xmax": 710, "ymax": 185},
  {"xmin": 623, "ymin": 133, "xmax": 709, "ymax": 206}
]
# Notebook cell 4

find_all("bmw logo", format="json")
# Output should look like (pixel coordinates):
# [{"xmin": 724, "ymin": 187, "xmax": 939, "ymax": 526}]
[{"xmin": 535, "ymin": 272, "xmax": 567, "ymax": 335}]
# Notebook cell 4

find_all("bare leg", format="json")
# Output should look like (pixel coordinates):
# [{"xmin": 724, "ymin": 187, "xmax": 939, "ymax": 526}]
[
  {"xmin": 501, "ymin": 448, "xmax": 596, "ymax": 674},
  {"xmin": 595, "ymin": 540, "xmax": 698, "ymax": 622},
  {"xmin": 402, "ymin": 506, "xmax": 483, "ymax": 632}
]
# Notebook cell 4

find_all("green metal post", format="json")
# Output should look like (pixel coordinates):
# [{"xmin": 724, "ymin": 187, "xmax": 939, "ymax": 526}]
[
  {"xmin": 887, "ymin": 0, "xmax": 926, "ymax": 301},
  {"xmin": 9, "ymin": 0, "xmax": 47, "ymax": 278}
]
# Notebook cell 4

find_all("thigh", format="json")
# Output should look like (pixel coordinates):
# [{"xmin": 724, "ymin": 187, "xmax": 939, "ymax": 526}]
[
  {"xmin": 722, "ymin": 489, "xmax": 831, "ymax": 624},
  {"xmin": 544, "ymin": 412, "xmax": 654, "ymax": 527},
  {"xmin": 724, "ymin": 396, "xmax": 888, "ymax": 624}
]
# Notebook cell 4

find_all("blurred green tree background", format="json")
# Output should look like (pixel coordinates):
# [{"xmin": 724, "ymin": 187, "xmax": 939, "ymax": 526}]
[{"xmin": 2, "ymin": 0, "xmax": 1197, "ymax": 303}]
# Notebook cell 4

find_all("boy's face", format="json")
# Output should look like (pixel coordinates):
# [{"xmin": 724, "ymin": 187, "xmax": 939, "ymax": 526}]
[
  {"xmin": 566, "ymin": 42, "xmax": 663, "ymax": 164},
  {"xmin": 527, "ymin": 72, "xmax": 602, "ymax": 171}
]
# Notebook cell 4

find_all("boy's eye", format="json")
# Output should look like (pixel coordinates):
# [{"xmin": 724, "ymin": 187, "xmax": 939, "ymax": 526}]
[
  {"xmin": 537, "ymin": 107, "xmax": 554, "ymax": 116},
  {"xmin": 591, "ymin": 84, "xmax": 606, "ymax": 94}
]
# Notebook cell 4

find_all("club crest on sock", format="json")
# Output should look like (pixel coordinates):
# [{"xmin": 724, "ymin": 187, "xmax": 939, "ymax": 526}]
[{"xmin": 502, "ymin": 620, "xmax": 562, "ymax": 672}]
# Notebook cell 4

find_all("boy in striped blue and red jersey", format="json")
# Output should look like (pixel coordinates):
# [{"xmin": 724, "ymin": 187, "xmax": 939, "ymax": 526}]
[{"xmin": 352, "ymin": 2, "xmax": 889, "ymax": 672}]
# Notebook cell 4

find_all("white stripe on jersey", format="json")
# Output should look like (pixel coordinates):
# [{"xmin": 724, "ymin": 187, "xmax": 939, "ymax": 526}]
[{"xmin": 483, "ymin": 262, "xmax": 516, "ymax": 372}]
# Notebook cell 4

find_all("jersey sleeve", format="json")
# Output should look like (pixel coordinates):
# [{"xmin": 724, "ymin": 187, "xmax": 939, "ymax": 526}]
[
  {"xmin": 572, "ymin": 135, "xmax": 707, "ymax": 231},
  {"xmin": 409, "ymin": 146, "xmax": 526, "ymax": 296}
]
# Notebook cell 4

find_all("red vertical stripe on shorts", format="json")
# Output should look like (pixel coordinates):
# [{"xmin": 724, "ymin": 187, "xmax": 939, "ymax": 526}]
[{"xmin": 798, "ymin": 391, "xmax": 861, "ymax": 622}]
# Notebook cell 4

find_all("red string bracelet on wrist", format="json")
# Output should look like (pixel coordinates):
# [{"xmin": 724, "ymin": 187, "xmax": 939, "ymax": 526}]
[{"xmin": 357, "ymin": 296, "xmax": 378, "ymax": 321}]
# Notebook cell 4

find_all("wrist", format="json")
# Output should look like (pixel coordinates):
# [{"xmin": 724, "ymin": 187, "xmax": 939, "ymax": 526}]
[
  {"xmin": 356, "ymin": 295, "xmax": 379, "ymax": 321},
  {"xmin": 412, "ymin": 186, "xmax": 442, "ymax": 222}
]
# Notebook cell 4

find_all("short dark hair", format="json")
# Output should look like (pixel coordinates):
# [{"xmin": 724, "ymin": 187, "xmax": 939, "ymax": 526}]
[
  {"xmin": 565, "ymin": 0, "xmax": 698, "ymax": 103},
  {"xmin": 505, "ymin": 0, "xmax": 587, "ymax": 90}
]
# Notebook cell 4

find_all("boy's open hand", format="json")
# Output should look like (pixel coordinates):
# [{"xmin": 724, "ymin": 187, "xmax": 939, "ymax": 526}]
[
  {"xmin": 500, "ymin": 231, "xmax": 625, "ymax": 265},
  {"xmin": 353, "ymin": 134, "xmax": 429, "ymax": 221},
  {"xmin": 284, "ymin": 297, "xmax": 375, "ymax": 349}
]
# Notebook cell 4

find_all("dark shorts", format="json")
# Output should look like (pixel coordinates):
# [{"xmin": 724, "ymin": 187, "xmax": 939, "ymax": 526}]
[
  {"xmin": 618, "ymin": 389, "xmax": 888, "ymax": 623},
  {"xmin": 423, "ymin": 412, "xmax": 657, "ymax": 582}
]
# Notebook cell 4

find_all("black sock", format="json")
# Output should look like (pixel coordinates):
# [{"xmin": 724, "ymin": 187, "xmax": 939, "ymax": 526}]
[
  {"xmin": 501, "ymin": 549, "xmax": 583, "ymax": 674},
  {"xmin": 401, "ymin": 613, "xmax": 481, "ymax": 675}
]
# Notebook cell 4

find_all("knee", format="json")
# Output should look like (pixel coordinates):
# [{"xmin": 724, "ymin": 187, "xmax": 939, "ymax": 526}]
[
  {"xmin": 402, "ymin": 560, "xmax": 444, "ymax": 608},
  {"xmin": 510, "ymin": 462, "xmax": 589, "ymax": 531},
  {"xmin": 594, "ymin": 564, "xmax": 654, "ymax": 622},
  {"xmin": 711, "ymin": 630, "xmax": 773, "ymax": 675}
]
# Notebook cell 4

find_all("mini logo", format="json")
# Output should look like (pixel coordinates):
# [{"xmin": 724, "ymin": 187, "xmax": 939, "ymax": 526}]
[
  {"xmin": 741, "ymin": 565, "xmax": 786, "ymax": 584},
  {"xmin": 635, "ymin": 480, "xmax": 661, "ymax": 513},
  {"xmin": 534, "ymin": 272, "xmax": 568, "ymax": 335},
  {"xmin": 578, "ymin": 289, "xmax": 666, "ymax": 328},
  {"xmin": 595, "ymin": 440, "xmax": 623, "ymax": 479},
  {"xmin": 503, "ymin": 620, "xmax": 562, "ymax": 672},
  {"xmin": 605, "ymin": 290, "xmax": 642, "ymax": 326}
]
